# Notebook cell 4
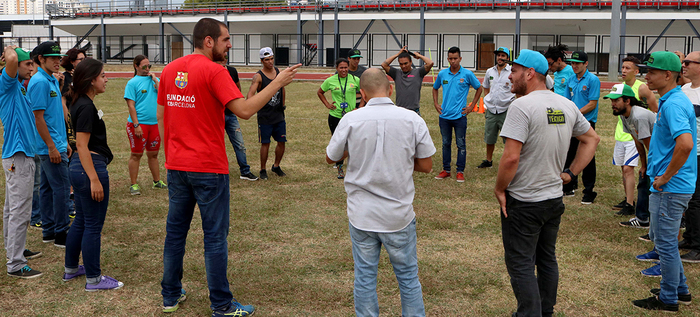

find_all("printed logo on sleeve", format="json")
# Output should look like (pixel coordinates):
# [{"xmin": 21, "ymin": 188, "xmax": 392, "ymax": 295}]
[
  {"xmin": 21, "ymin": 87, "xmax": 27, "ymax": 96},
  {"xmin": 141, "ymin": 89, "xmax": 148, "ymax": 93},
  {"xmin": 547, "ymin": 108, "xmax": 566, "ymax": 125},
  {"xmin": 175, "ymin": 72, "xmax": 188, "ymax": 89},
  {"xmin": 50, "ymin": 90, "xmax": 58, "ymax": 98}
]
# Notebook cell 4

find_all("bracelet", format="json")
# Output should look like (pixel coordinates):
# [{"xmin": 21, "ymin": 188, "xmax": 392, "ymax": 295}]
[{"xmin": 563, "ymin": 168, "xmax": 575, "ymax": 179}]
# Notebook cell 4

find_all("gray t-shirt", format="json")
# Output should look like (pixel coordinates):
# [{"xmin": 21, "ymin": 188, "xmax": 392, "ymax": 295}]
[
  {"xmin": 326, "ymin": 97, "xmax": 436, "ymax": 232},
  {"xmin": 500, "ymin": 90, "xmax": 590, "ymax": 202},
  {"xmin": 681, "ymin": 83, "xmax": 700, "ymax": 155},
  {"xmin": 388, "ymin": 66, "xmax": 429, "ymax": 110},
  {"xmin": 621, "ymin": 106, "xmax": 656, "ymax": 142},
  {"xmin": 349, "ymin": 65, "xmax": 368, "ymax": 79}
]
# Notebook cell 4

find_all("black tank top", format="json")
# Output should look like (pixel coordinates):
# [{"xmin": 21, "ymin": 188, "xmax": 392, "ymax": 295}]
[{"xmin": 256, "ymin": 67, "xmax": 285, "ymax": 125}]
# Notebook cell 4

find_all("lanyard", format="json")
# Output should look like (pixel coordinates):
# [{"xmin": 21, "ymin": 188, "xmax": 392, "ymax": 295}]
[{"xmin": 338, "ymin": 74, "xmax": 349, "ymax": 100}]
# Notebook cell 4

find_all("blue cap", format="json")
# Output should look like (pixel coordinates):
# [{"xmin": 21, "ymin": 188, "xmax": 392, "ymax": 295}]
[
  {"xmin": 494, "ymin": 47, "xmax": 510, "ymax": 58},
  {"xmin": 510, "ymin": 49, "xmax": 548, "ymax": 75}
]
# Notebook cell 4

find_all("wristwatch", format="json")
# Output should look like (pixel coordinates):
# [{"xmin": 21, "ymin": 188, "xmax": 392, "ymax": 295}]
[
  {"xmin": 563, "ymin": 168, "xmax": 575, "ymax": 179},
  {"xmin": 133, "ymin": 123, "xmax": 140, "ymax": 128}
]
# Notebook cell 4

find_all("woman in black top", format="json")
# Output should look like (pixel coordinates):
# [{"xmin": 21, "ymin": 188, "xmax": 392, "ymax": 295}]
[
  {"xmin": 60, "ymin": 48, "xmax": 86, "ymax": 152},
  {"xmin": 62, "ymin": 58, "xmax": 123, "ymax": 291}
]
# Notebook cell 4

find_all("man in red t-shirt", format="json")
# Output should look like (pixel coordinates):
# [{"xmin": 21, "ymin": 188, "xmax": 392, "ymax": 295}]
[{"xmin": 157, "ymin": 18, "xmax": 299, "ymax": 316}]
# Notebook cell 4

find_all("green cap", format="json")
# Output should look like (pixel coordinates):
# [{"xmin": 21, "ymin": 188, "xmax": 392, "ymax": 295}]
[
  {"xmin": 567, "ymin": 51, "xmax": 588, "ymax": 63},
  {"xmin": 639, "ymin": 51, "xmax": 681, "ymax": 72},
  {"xmin": 14, "ymin": 48, "xmax": 31, "ymax": 62},
  {"xmin": 604, "ymin": 83, "xmax": 636, "ymax": 99},
  {"xmin": 348, "ymin": 49, "xmax": 362, "ymax": 59}
]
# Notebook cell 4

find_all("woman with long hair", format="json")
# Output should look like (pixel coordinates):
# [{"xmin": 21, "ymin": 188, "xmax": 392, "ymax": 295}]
[
  {"xmin": 62, "ymin": 58, "xmax": 122, "ymax": 291},
  {"xmin": 317, "ymin": 57, "xmax": 364, "ymax": 179}
]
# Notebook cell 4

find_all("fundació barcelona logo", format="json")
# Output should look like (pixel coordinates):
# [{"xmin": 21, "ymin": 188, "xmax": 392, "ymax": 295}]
[{"xmin": 175, "ymin": 72, "xmax": 188, "ymax": 89}]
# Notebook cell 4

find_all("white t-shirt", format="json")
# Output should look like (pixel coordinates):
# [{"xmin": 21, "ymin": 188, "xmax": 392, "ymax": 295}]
[
  {"xmin": 682, "ymin": 83, "xmax": 700, "ymax": 155},
  {"xmin": 483, "ymin": 65, "xmax": 515, "ymax": 114},
  {"xmin": 326, "ymin": 97, "xmax": 436, "ymax": 232},
  {"xmin": 500, "ymin": 90, "xmax": 590, "ymax": 202}
]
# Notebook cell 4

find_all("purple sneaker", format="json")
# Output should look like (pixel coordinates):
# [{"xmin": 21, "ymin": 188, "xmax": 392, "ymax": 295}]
[
  {"xmin": 63, "ymin": 265, "xmax": 86, "ymax": 282},
  {"xmin": 85, "ymin": 275, "xmax": 124, "ymax": 292}
]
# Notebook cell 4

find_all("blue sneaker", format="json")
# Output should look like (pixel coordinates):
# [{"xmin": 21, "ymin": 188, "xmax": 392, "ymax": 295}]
[
  {"xmin": 641, "ymin": 263, "xmax": 661, "ymax": 277},
  {"xmin": 212, "ymin": 300, "xmax": 255, "ymax": 316},
  {"xmin": 636, "ymin": 249, "xmax": 659, "ymax": 262},
  {"xmin": 163, "ymin": 289, "xmax": 187, "ymax": 313}
]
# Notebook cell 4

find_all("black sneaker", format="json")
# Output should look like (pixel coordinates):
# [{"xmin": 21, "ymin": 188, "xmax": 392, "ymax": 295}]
[
  {"xmin": 581, "ymin": 192, "xmax": 597, "ymax": 205},
  {"xmin": 239, "ymin": 172, "xmax": 258, "ymax": 181},
  {"xmin": 632, "ymin": 296, "xmax": 678, "ymax": 312},
  {"xmin": 680, "ymin": 216, "xmax": 686, "ymax": 230},
  {"xmin": 681, "ymin": 250, "xmax": 700, "ymax": 263},
  {"xmin": 54, "ymin": 230, "xmax": 67, "ymax": 248},
  {"xmin": 29, "ymin": 222, "xmax": 42, "ymax": 230},
  {"xmin": 612, "ymin": 199, "xmax": 628, "ymax": 210},
  {"xmin": 620, "ymin": 217, "xmax": 649, "ymax": 228},
  {"xmin": 42, "ymin": 234, "xmax": 55, "ymax": 243},
  {"xmin": 7, "ymin": 265, "xmax": 42, "ymax": 279},
  {"xmin": 69, "ymin": 210, "xmax": 76, "ymax": 219},
  {"xmin": 23, "ymin": 249, "xmax": 42, "ymax": 260},
  {"xmin": 615, "ymin": 203, "xmax": 635, "ymax": 216},
  {"xmin": 477, "ymin": 160, "xmax": 493, "ymax": 168},
  {"xmin": 650, "ymin": 288, "xmax": 692, "ymax": 305},
  {"xmin": 259, "ymin": 170, "xmax": 268, "ymax": 180},
  {"xmin": 271, "ymin": 165, "xmax": 286, "ymax": 177},
  {"xmin": 639, "ymin": 233, "xmax": 651, "ymax": 242},
  {"xmin": 679, "ymin": 239, "xmax": 691, "ymax": 250},
  {"xmin": 563, "ymin": 190, "xmax": 575, "ymax": 197}
]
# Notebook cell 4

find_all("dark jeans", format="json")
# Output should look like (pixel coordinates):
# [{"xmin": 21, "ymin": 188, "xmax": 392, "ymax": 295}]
[
  {"xmin": 65, "ymin": 153, "xmax": 110, "ymax": 279},
  {"xmin": 502, "ymin": 193, "xmax": 565, "ymax": 317},
  {"xmin": 39, "ymin": 152, "xmax": 71, "ymax": 237},
  {"xmin": 563, "ymin": 121, "xmax": 596, "ymax": 194},
  {"xmin": 30, "ymin": 156, "xmax": 41, "ymax": 225},
  {"xmin": 438, "ymin": 116, "xmax": 467, "ymax": 173},
  {"xmin": 636, "ymin": 172, "xmax": 651, "ymax": 222},
  {"xmin": 328, "ymin": 114, "xmax": 344, "ymax": 166},
  {"xmin": 161, "ymin": 170, "xmax": 233, "ymax": 310},
  {"xmin": 683, "ymin": 155, "xmax": 700, "ymax": 251},
  {"xmin": 224, "ymin": 112, "xmax": 251, "ymax": 175}
]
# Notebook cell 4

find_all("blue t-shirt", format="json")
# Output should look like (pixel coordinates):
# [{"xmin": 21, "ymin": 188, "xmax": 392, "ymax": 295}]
[
  {"xmin": 0, "ymin": 68, "xmax": 36, "ymax": 159},
  {"xmin": 432, "ymin": 67, "xmax": 481, "ymax": 120},
  {"xmin": 567, "ymin": 70, "xmax": 601, "ymax": 123},
  {"xmin": 647, "ymin": 87, "xmax": 697, "ymax": 194},
  {"xmin": 28, "ymin": 67, "xmax": 67, "ymax": 155},
  {"xmin": 553, "ymin": 65, "xmax": 574, "ymax": 97},
  {"xmin": 124, "ymin": 75, "xmax": 159, "ymax": 125}
]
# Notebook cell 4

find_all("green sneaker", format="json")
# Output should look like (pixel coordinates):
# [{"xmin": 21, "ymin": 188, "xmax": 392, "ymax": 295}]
[
  {"xmin": 129, "ymin": 184, "xmax": 141, "ymax": 196},
  {"xmin": 163, "ymin": 289, "xmax": 187, "ymax": 313},
  {"xmin": 153, "ymin": 180, "xmax": 168, "ymax": 189}
]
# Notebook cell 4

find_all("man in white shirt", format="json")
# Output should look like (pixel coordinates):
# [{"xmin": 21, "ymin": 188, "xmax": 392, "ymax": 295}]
[
  {"xmin": 479, "ymin": 47, "xmax": 516, "ymax": 168},
  {"xmin": 680, "ymin": 50, "xmax": 700, "ymax": 263}
]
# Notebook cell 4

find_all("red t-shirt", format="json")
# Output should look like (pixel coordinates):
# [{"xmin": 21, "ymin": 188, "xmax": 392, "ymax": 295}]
[{"xmin": 157, "ymin": 54, "xmax": 243, "ymax": 174}]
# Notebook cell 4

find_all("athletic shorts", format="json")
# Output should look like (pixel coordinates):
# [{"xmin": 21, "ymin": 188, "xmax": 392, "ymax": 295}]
[
  {"xmin": 612, "ymin": 140, "xmax": 639, "ymax": 166},
  {"xmin": 259, "ymin": 120, "xmax": 287, "ymax": 144},
  {"xmin": 126, "ymin": 122, "xmax": 160, "ymax": 153},
  {"xmin": 484, "ymin": 110, "xmax": 507, "ymax": 145}
]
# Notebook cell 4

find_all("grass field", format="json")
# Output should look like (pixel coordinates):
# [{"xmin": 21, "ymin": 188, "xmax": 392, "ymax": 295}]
[{"xmin": 0, "ymin": 77, "xmax": 698, "ymax": 317}]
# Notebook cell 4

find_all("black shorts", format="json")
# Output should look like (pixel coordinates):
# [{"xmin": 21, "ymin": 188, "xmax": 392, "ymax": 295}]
[{"xmin": 258, "ymin": 121, "xmax": 287, "ymax": 143}]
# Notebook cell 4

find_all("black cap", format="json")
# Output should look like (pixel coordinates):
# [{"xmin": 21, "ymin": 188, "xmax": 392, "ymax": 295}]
[
  {"xmin": 31, "ymin": 41, "xmax": 67, "ymax": 58},
  {"xmin": 567, "ymin": 51, "xmax": 588, "ymax": 63},
  {"xmin": 348, "ymin": 49, "xmax": 363, "ymax": 58}
]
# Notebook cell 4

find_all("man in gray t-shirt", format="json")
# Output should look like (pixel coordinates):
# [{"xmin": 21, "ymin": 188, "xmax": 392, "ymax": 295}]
[
  {"xmin": 381, "ymin": 46, "xmax": 434, "ymax": 114},
  {"xmin": 495, "ymin": 50, "xmax": 599, "ymax": 317}
]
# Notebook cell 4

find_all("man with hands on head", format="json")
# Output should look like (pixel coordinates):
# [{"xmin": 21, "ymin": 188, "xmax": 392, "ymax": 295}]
[
  {"xmin": 381, "ymin": 45, "xmax": 434, "ymax": 114},
  {"xmin": 495, "ymin": 49, "xmax": 599, "ymax": 317}
]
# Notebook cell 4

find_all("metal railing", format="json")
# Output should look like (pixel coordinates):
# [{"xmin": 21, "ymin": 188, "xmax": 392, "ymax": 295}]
[{"xmin": 41, "ymin": 0, "xmax": 700, "ymax": 18}]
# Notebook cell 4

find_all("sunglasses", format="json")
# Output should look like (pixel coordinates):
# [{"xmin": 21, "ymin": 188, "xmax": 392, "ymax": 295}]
[
  {"xmin": 141, "ymin": 64, "xmax": 152, "ymax": 70},
  {"xmin": 682, "ymin": 60, "xmax": 700, "ymax": 66}
]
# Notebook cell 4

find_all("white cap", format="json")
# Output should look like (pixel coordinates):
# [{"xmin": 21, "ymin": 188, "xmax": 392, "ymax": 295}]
[{"xmin": 259, "ymin": 47, "xmax": 274, "ymax": 59}]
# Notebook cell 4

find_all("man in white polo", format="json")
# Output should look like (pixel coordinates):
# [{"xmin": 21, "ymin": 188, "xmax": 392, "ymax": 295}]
[{"xmin": 478, "ymin": 47, "xmax": 515, "ymax": 168}]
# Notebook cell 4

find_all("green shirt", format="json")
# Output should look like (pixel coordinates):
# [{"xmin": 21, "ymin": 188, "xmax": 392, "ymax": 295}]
[{"xmin": 321, "ymin": 74, "xmax": 361, "ymax": 119}]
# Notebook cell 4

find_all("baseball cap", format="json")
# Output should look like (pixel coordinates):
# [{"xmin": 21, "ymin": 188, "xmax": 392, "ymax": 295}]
[
  {"xmin": 14, "ymin": 48, "xmax": 31, "ymax": 62},
  {"xmin": 259, "ymin": 47, "xmax": 274, "ymax": 59},
  {"xmin": 510, "ymin": 49, "xmax": 548, "ymax": 75},
  {"xmin": 494, "ymin": 47, "xmax": 510, "ymax": 58},
  {"xmin": 604, "ymin": 83, "xmax": 636, "ymax": 99},
  {"xmin": 348, "ymin": 49, "xmax": 362, "ymax": 59},
  {"xmin": 567, "ymin": 51, "xmax": 588, "ymax": 63},
  {"xmin": 638, "ymin": 51, "xmax": 682, "ymax": 72},
  {"xmin": 31, "ymin": 41, "xmax": 67, "ymax": 58}
]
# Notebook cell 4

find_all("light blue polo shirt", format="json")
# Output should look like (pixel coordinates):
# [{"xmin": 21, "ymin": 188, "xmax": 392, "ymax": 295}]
[
  {"xmin": 647, "ymin": 86, "xmax": 697, "ymax": 194},
  {"xmin": 567, "ymin": 70, "xmax": 601, "ymax": 123},
  {"xmin": 124, "ymin": 75, "xmax": 159, "ymax": 125},
  {"xmin": 553, "ymin": 64, "xmax": 574, "ymax": 97},
  {"xmin": 433, "ymin": 66, "xmax": 481, "ymax": 120},
  {"xmin": 0, "ymin": 68, "xmax": 36, "ymax": 159},
  {"xmin": 27, "ymin": 67, "xmax": 67, "ymax": 155}
]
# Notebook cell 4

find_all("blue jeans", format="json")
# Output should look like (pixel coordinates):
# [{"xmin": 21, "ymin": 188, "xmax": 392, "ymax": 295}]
[
  {"xmin": 225, "ymin": 112, "xmax": 251, "ymax": 175},
  {"xmin": 649, "ymin": 192, "xmax": 691, "ymax": 305},
  {"xmin": 349, "ymin": 219, "xmax": 425, "ymax": 317},
  {"xmin": 438, "ymin": 116, "xmax": 467, "ymax": 173},
  {"xmin": 30, "ymin": 155, "xmax": 41, "ymax": 225},
  {"xmin": 161, "ymin": 170, "xmax": 233, "ymax": 310},
  {"xmin": 39, "ymin": 152, "xmax": 71, "ymax": 237},
  {"xmin": 65, "ymin": 154, "xmax": 110, "ymax": 279}
]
